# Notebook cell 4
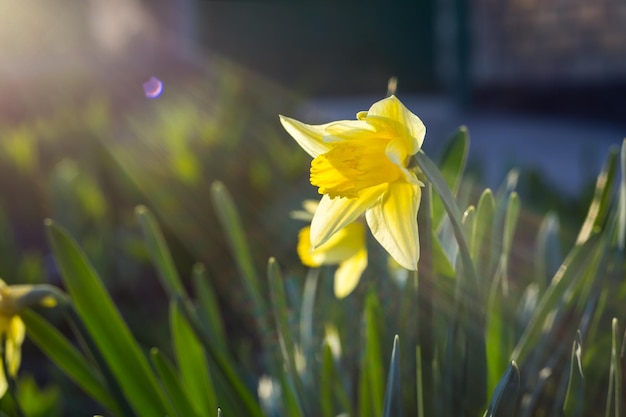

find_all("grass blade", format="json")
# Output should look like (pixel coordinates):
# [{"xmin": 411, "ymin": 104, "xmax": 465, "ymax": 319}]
[
  {"xmin": 618, "ymin": 139, "xmax": 626, "ymax": 250},
  {"xmin": 432, "ymin": 127, "xmax": 469, "ymax": 228},
  {"xmin": 382, "ymin": 335, "xmax": 402, "ymax": 417},
  {"xmin": 511, "ymin": 234, "xmax": 600, "ymax": 363},
  {"xmin": 607, "ymin": 318, "xmax": 622, "ymax": 417},
  {"xmin": 359, "ymin": 292, "xmax": 384, "ymax": 417},
  {"xmin": 320, "ymin": 342, "xmax": 335, "ymax": 417},
  {"xmin": 416, "ymin": 150, "xmax": 479, "ymax": 292},
  {"xmin": 150, "ymin": 348, "xmax": 201, "ymax": 417},
  {"xmin": 472, "ymin": 189, "xmax": 495, "ymax": 282},
  {"xmin": 485, "ymin": 361, "xmax": 520, "ymax": 417},
  {"xmin": 534, "ymin": 212, "xmax": 561, "ymax": 291},
  {"xmin": 21, "ymin": 309, "xmax": 120, "ymax": 415},
  {"xmin": 136, "ymin": 205, "xmax": 186, "ymax": 297},
  {"xmin": 170, "ymin": 300, "xmax": 218, "ymax": 416},
  {"xmin": 577, "ymin": 148, "xmax": 618, "ymax": 245},
  {"xmin": 563, "ymin": 332, "xmax": 584, "ymax": 417},
  {"xmin": 45, "ymin": 220, "xmax": 169, "ymax": 417},
  {"xmin": 210, "ymin": 181, "xmax": 267, "ymax": 326},
  {"xmin": 267, "ymin": 258, "xmax": 307, "ymax": 414},
  {"xmin": 192, "ymin": 263, "xmax": 228, "ymax": 355}
]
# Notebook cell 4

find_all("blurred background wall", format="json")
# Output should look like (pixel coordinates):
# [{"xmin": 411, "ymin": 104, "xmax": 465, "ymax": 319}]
[
  {"xmin": 3, "ymin": 0, "xmax": 626, "ymax": 111},
  {"xmin": 189, "ymin": 1, "xmax": 437, "ymax": 94}
]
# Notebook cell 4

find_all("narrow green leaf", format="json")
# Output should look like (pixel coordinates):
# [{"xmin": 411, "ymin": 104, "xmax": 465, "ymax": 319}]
[
  {"xmin": 210, "ymin": 181, "xmax": 266, "ymax": 317},
  {"xmin": 170, "ymin": 300, "xmax": 218, "ymax": 416},
  {"xmin": 502, "ymin": 192, "xmax": 520, "ymax": 259},
  {"xmin": 485, "ymin": 361, "xmax": 520, "ymax": 417},
  {"xmin": 511, "ymin": 235, "xmax": 600, "ymax": 362},
  {"xmin": 563, "ymin": 332, "xmax": 584, "ymax": 417},
  {"xmin": 482, "ymin": 189, "xmax": 509, "ymax": 397},
  {"xmin": 171, "ymin": 295, "xmax": 264, "ymax": 417},
  {"xmin": 496, "ymin": 192, "xmax": 520, "ymax": 297},
  {"xmin": 608, "ymin": 318, "xmax": 622, "ymax": 417},
  {"xmin": 490, "ymin": 170, "xmax": 520, "ymax": 281},
  {"xmin": 359, "ymin": 292, "xmax": 385, "ymax": 417},
  {"xmin": 416, "ymin": 346, "xmax": 424, "ymax": 417},
  {"xmin": 472, "ymin": 189, "xmax": 495, "ymax": 280},
  {"xmin": 495, "ymin": 169, "xmax": 520, "ymax": 202},
  {"xmin": 21, "ymin": 309, "xmax": 120, "ymax": 415},
  {"xmin": 299, "ymin": 268, "xmax": 320, "ymax": 395},
  {"xmin": 465, "ymin": 330, "xmax": 488, "ymax": 416},
  {"xmin": 320, "ymin": 335, "xmax": 353, "ymax": 417},
  {"xmin": 577, "ymin": 149, "xmax": 618, "ymax": 245},
  {"xmin": 416, "ymin": 151, "xmax": 479, "ymax": 291},
  {"xmin": 382, "ymin": 335, "xmax": 402, "ymax": 417},
  {"xmin": 320, "ymin": 342, "xmax": 335, "ymax": 417},
  {"xmin": 418, "ymin": 151, "xmax": 486, "ymax": 415},
  {"xmin": 463, "ymin": 206, "xmax": 476, "ymax": 245},
  {"xmin": 278, "ymin": 371, "xmax": 305, "ymax": 417},
  {"xmin": 150, "ymin": 348, "xmax": 201, "ymax": 417},
  {"xmin": 267, "ymin": 258, "xmax": 307, "ymax": 414},
  {"xmin": 192, "ymin": 263, "xmax": 228, "ymax": 355},
  {"xmin": 138, "ymin": 205, "xmax": 263, "ymax": 417},
  {"xmin": 432, "ymin": 233, "xmax": 455, "ymax": 278},
  {"xmin": 416, "ymin": 184, "xmax": 435, "ymax": 417},
  {"xmin": 136, "ymin": 205, "xmax": 186, "ymax": 297},
  {"xmin": 210, "ymin": 181, "xmax": 272, "ymax": 368},
  {"xmin": 618, "ymin": 139, "xmax": 626, "ymax": 250},
  {"xmin": 432, "ymin": 127, "xmax": 469, "ymax": 228},
  {"xmin": 535, "ymin": 212, "xmax": 561, "ymax": 290},
  {"xmin": 485, "ymin": 275, "xmax": 512, "ymax": 397},
  {"xmin": 45, "ymin": 220, "xmax": 169, "ymax": 417}
]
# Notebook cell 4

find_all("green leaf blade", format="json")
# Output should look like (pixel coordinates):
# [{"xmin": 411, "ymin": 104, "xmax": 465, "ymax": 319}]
[
  {"xmin": 170, "ymin": 300, "xmax": 218, "ymax": 416},
  {"xmin": 150, "ymin": 348, "xmax": 202, "ymax": 417},
  {"xmin": 45, "ymin": 220, "xmax": 169, "ymax": 417},
  {"xmin": 136, "ymin": 205, "xmax": 186, "ymax": 297},
  {"xmin": 382, "ymin": 335, "xmax": 402, "ymax": 417},
  {"xmin": 485, "ymin": 361, "xmax": 520, "ymax": 417},
  {"xmin": 21, "ymin": 309, "xmax": 120, "ymax": 415}
]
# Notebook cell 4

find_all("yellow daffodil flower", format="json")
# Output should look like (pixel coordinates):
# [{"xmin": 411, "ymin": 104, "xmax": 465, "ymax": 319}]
[
  {"xmin": 0, "ymin": 279, "xmax": 60, "ymax": 398},
  {"xmin": 292, "ymin": 200, "xmax": 367, "ymax": 298},
  {"xmin": 281, "ymin": 95, "xmax": 425, "ymax": 270}
]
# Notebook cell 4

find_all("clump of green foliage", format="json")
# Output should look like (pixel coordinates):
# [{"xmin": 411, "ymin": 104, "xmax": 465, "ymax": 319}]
[{"xmin": 1, "ymin": 122, "xmax": 623, "ymax": 417}]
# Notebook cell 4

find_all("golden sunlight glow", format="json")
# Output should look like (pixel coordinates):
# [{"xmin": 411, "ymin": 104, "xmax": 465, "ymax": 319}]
[{"xmin": 89, "ymin": 0, "xmax": 156, "ymax": 55}]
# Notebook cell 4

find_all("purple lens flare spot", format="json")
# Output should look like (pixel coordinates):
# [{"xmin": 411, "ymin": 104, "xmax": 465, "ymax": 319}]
[{"xmin": 143, "ymin": 76, "xmax": 163, "ymax": 98}]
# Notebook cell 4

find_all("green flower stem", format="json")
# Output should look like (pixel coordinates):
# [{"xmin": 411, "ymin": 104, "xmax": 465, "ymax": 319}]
[
  {"xmin": 415, "ymin": 151, "xmax": 486, "ymax": 415},
  {"xmin": 415, "ymin": 151, "xmax": 479, "ymax": 292},
  {"xmin": 416, "ymin": 183, "xmax": 435, "ymax": 417}
]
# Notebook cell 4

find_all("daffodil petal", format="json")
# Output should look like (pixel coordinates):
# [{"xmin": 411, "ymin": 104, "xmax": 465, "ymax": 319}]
[
  {"xmin": 310, "ymin": 184, "xmax": 386, "ymax": 247},
  {"xmin": 279, "ymin": 115, "xmax": 333, "ymax": 158},
  {"xmin": 323, "ymin": 120, "xmax": 375, "ymax": 142},
  {"xmin": 367, "ymin": 95, "xmax": 425, "ymax": 154},
  {"xmin": 6, "ymin": 316, "xmax": 25, "ymax": 376},
  {"xmin": 298, "ymin": 223, "xmax": 364, "ymax": 267},
  {"xmin": 334, "ymin": 248, "xmax": 368, "ymax": 298},
  {"xmin": 366, "ymin": 181, "xmax": 421, "ymax": 270},
  {"xmin": 316, "ymin": 222, "xmax": 365, "ymax": 264},
  {"xmin": 297, "ymin": 226, "xmax": 319, "ymax": 267},
  {"xmin": 0, "ymin": 363, "xmax": 6, "ymax": 399}
]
